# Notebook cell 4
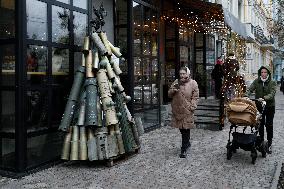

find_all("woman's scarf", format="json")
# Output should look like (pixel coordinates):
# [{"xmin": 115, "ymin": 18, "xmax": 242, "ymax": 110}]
[
  {"xmin": 260, "ymin": 75, "xmax": 269, "ymax": 86},
  {"xmin": 180, "ymin": 67, "xmax": 191, "ymax": 84}
]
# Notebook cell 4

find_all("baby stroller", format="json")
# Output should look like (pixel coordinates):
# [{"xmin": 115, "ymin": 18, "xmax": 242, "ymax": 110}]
[{"xmin": 226, "ymin": 97, "xmax": 267, "ymax": 164}]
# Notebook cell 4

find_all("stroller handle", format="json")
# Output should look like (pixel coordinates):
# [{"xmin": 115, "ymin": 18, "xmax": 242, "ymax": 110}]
[{"xmin": 250, "ymin": 98, "xmax": 266, "ymax": 112}]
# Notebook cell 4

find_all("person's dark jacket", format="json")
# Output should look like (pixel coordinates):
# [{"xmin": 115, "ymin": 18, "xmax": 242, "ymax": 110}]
[
  {"xmin": 246, "ymin": 66, "xmax": 276, "ymax": 108},
  {"xmin": 211, "ymin": 64, "xmax": 223, "ymax": 82}
]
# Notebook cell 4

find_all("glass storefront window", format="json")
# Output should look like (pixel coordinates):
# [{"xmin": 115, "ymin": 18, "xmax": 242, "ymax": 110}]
[
  {"xmin": 0, "ymin": 45, "xmax": 15, "ymax": 86},
  {"xmin": 116, "ymin": 28, "xmax": 127, "ymax": 56},
  {"xmin": 73, "ymin": 11, "xmax": 87, "ymax": 46},
  {"xmin": 27, "ymin": 132, "xmax": 63, "ymax": 168},
  {"xmin": 74, "ymin": 0, "xmax": 87, "ymax": 9},
  {"xmin": 74, "ymin": 51, "xmax": 82, "ymax": 74},
  {"xmin": 27, "ymin": 45, "xmax": 47, "ymax": 85},
  {"xmin": 26, "ymin": 0, "xmax": 47, "ymax": 41},
  {"xmin": 52, "ymin": 6, "xmax": 70, "ymax": 44},
  {"xmin": 151, "ymin": 58, "xmax": 158, "ymax": 82},
  {"xmin": 1, "ymin": 91, "xmax": 15, "ymax": 133},
  {"xmin": 52, "ymin": 48, "xmax": 69, "ymax": 85},
  {"xmin": 134, "ymin": 57, "xmax": 142, "ymax": 82},
  {"xmin": 132, "ymin": 2, "xmax": 159, "ymax": 130},
  {"xmin": 1, "ymin": 138, "xmax": 15, "ymax": 169},
  {"xmin": 0, "ymin": 0, "xmax": 15, "ymax": 39},
  {"xmin": 51, "ymin": 88, "xmax": 69, "ymax": 126},
  {"xmin": 57, "ymin": 0, "xmax": 69, "ymax": 4},
  {"xmin": 26, "ymin": 89, "xmax": 48, "ymax": 130},
  {"xmin": 143, "ymin": 58, "xmax": 150, "ymax": 83}
]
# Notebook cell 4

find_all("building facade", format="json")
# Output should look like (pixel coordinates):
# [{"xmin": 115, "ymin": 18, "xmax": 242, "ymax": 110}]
[{"xmin": 0, "ymin": 0, "xmax": 280, "ymax": 176}]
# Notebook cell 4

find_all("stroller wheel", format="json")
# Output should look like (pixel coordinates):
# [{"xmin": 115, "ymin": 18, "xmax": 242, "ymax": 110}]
[
  {"xmin": 261, "ymin": 141, "xmax": 268, "ymax": 158},
  {"xmin": 261, "ymin": 151, "xmax": 266, "ymax": 158},
  {"xmin": 227, "ymin": 144, "xmax": 233, "ymax": 160},
  {"xmin": 251, "ymin": 150, "xmax": 257, "ymax": 164}
]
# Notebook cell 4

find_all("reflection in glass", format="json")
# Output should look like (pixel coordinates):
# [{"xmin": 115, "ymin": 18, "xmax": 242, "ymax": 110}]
[
  {"xmin": 133, "ymin": 85, "xmax": 142, "ymax": 110},
  {"xmin": 151, "ymin": 59, "xmax": 158, "ymax": 82},
  {"xmin": 51, "ymin": 88, "xmax": 69, "ymax": 126},
  {"xmin": 73, "ymin": 11, "xmax": 87, "ymax": 46},
  {"xmin": 52, "ymin": 6, "xmax": 69, "ymax": 44},
  {"xmin": 27, "ymin": 132, "xmax": 63, "ymax": 168},
  {"xmin": 74, "ymin": 0, "xmax": 87, "ymax": 9},
  {"xmin": 26, "ymin": 0, "xmax": 47, "ymax": 41},
  {"xmin": 134, "ymin": 108, "xmax": 159, "ymax": 130},
  {"xmin": 26, "ymin": 90, "xmax": 48, "ymax": 130},
  {"xmin": 143, "ymin": 58, "xmax": 150, "ymax": 82},
  {"xmin": 134, "ymin": 57, "xmax": 142, "ymax": 82},
  {"xmin": 143, "ymin": 35, "xmax": 151, "ymax": 55},
  {"xmin": 0, "ymin": 0, "xmax": 15, "ymax": 39},
  {"xmin": 57, "ymin": 0, "xmax": 69, "ymax": 4},
  {"xmin": 27, "ymin": 45, "xmax": 47, "ymax": 85},
  {"xmin": 143, "ymin": 84, "xmax": 151, "ymax": 106},
  {"xmin": 133, "ymin": 2, "xmax": 142, "ymax": 56},
  {"xmin": 74, "ymin": 51, "xmax": 82, "ymax": 74},
  {"xmin": 116, "ymin": 28, "xmax": 127, "ymax": 56},
  {"xmin": 52, "ymin": 48, "xmax": 69, "ymax": 85},
  {"xmin": 0, "ymin": 138, "xmax": 15, "ymax": 169},
  {"xmin": 116, "ymin": 0, "xmax": 127, "ymax": 25},
  {"xmin": 1, "ymin": 91, "xmax": 15, "ymax": 132},
  {"xmin": 52, "ymin": 48, "xmax": 69, "ymax": 74},
  {"xmin": 0, "ymin": 45, "xmax": 15, "ymax": 86}
]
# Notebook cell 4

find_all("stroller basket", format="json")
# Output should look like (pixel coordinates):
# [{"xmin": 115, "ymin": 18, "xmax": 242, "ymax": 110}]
[
  {"xmin": 232, "ymin": 132, "xmax": 257, "ymax": 145},
  {"xmin": 227, "ymin": 98, "xmax": 258, "ymax": 126}
]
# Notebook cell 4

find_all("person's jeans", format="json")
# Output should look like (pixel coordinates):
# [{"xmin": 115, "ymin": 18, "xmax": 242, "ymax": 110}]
[
  {"xmin": 179, "ymin": 129, "xmax": 191, "ymax": 151},
  {"xmin": 259, "ymin": 106, "xmax": 275, "ymax": 146}
]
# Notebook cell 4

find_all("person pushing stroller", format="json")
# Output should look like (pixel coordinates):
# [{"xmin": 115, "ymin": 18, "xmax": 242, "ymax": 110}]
[{"xmin": 245, "ymin": 66, "xmax": 276, "ymax": 154}]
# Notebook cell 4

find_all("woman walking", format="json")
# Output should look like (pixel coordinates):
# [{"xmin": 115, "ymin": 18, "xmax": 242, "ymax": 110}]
[{"xmin": 168, "ymin": 67, "xmax": 199, "ymax": 158}]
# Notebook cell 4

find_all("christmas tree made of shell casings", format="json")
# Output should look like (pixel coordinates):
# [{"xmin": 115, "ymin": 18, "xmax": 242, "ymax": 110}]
[{"xmin": 58, "ymin": 32, "xmax": 140, "ymax": 161}]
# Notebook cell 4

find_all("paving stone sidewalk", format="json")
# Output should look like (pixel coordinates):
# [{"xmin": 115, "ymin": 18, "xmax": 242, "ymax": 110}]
[{"xmin": 0, "ymin": 90, "xmax": 284, "ymax": 189}]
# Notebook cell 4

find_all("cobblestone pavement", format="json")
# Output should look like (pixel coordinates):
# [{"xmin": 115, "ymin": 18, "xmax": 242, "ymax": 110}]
[{"xmin": 0, "ymin": 90, "xmax": 284, "ymax": 189}]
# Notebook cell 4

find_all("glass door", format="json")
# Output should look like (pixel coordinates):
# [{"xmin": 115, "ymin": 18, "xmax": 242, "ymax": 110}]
[
  {"xmin": 0, "ymin": 0, "xmax": 16, "ymax": 170},
  {"xmin": 133, "ymin": 1, "xmax": 160, "ymax": 130}
]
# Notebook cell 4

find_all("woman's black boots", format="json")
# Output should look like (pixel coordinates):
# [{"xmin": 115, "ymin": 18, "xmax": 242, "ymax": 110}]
[{"xmin": 179, "ymin": 129, "xmax": 191, "ymax": 158}]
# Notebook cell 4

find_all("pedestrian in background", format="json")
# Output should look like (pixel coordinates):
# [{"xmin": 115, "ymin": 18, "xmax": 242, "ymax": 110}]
[
  {"xmin": 245, "ymin": 66, "xmax": 276, "ymax": 154},
  {"xmin": 280, "ymin": 76, "xmax": 284, "ymax": 95},
  {"xmin": 168, "ymin": 67, "xmax": 199, "ymax": 158},
  {"xmin": 211, "ymin": 56, "xmax": 224, "ymax": 99},
  {"xmin": 221, "ymin": 52, "xmax": 240, "ymax": 100}
]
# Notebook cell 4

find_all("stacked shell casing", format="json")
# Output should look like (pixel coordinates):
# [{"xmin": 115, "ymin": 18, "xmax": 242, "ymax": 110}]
[{"xmin": 59, "ymin": 32, "xmax": 140, "ymax": 161}]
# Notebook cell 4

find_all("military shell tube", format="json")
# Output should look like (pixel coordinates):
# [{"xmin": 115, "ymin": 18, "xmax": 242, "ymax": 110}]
[
  {"xmin": 76, "ymin": 91, "xmax": 86, "ymax": 126},
  {"xmin": 113, "ymin": 75, "xmax": 124, "ymax": 92},
  {"xmin": 81, "ymin": 54, "xmax": 86, "ymax": 67},
  {"xmin": 61, "ymin": 127, "xmax": 72, "ymax": 160},
  {"xmin": 108, "ymin": 40, "xmax": 122, "ymax": 58},
  {"xmin": 95, "ymin": 127, "xmax": 109, "ymax": 160},
  {"xmin": 85, "ymin": 50, "xmax": 94, "ymax": 78},
  {"xmin": 97, "ymin": 69, "xmax": 112, "ymax": 98},
  {"xmin": 97, "ymin": 97, "xmax": 103, "ymax": 127},
  {"xmin": 70, "ymin": 125, "xmax": 79, "ymax": 160},
  {"xmin": 92, "ymin": 48, "xmax": 99, "ymax": 70},
  {"xmin": 82, "ymin": 36, "xmax": 90, "ymax": 54},
  {"xmin": 98, "ymin": 32, "xmax": 112, "ymax": 56},
  {"xmin": 91, "ymin": 32, "xmax": 107, "ymax": 55},
  {"xmin": 110, "ymin": 58, "xmax": 122, "ymax": 75},
  {"xmin": 59, "ymin": 66, "xmax": 85, "ymax": 131},
  {"xmin": 84, "ymin": 78, "xmax": 98, "ymax": 126},
  {"xmin": 87, "ymin": 128, "xmax": 98, "ymax": 161},
  {"xmin": 114, "ymin": 124, "xmax": 125, "ymax": 154},
  {"xmin": 114, "ymin": 91, "xmax": 138, "ymax": 152},
  {"xmin": 101, "ymin": 97, "xmax": 119, "ymax": 126},
  {"xmin": 79, "ymin": 126, "xmax": 88, "ymax": 160},
  {"xmin": 99, "ymin": 56, "xmax": 115, "ymax": 80}
]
